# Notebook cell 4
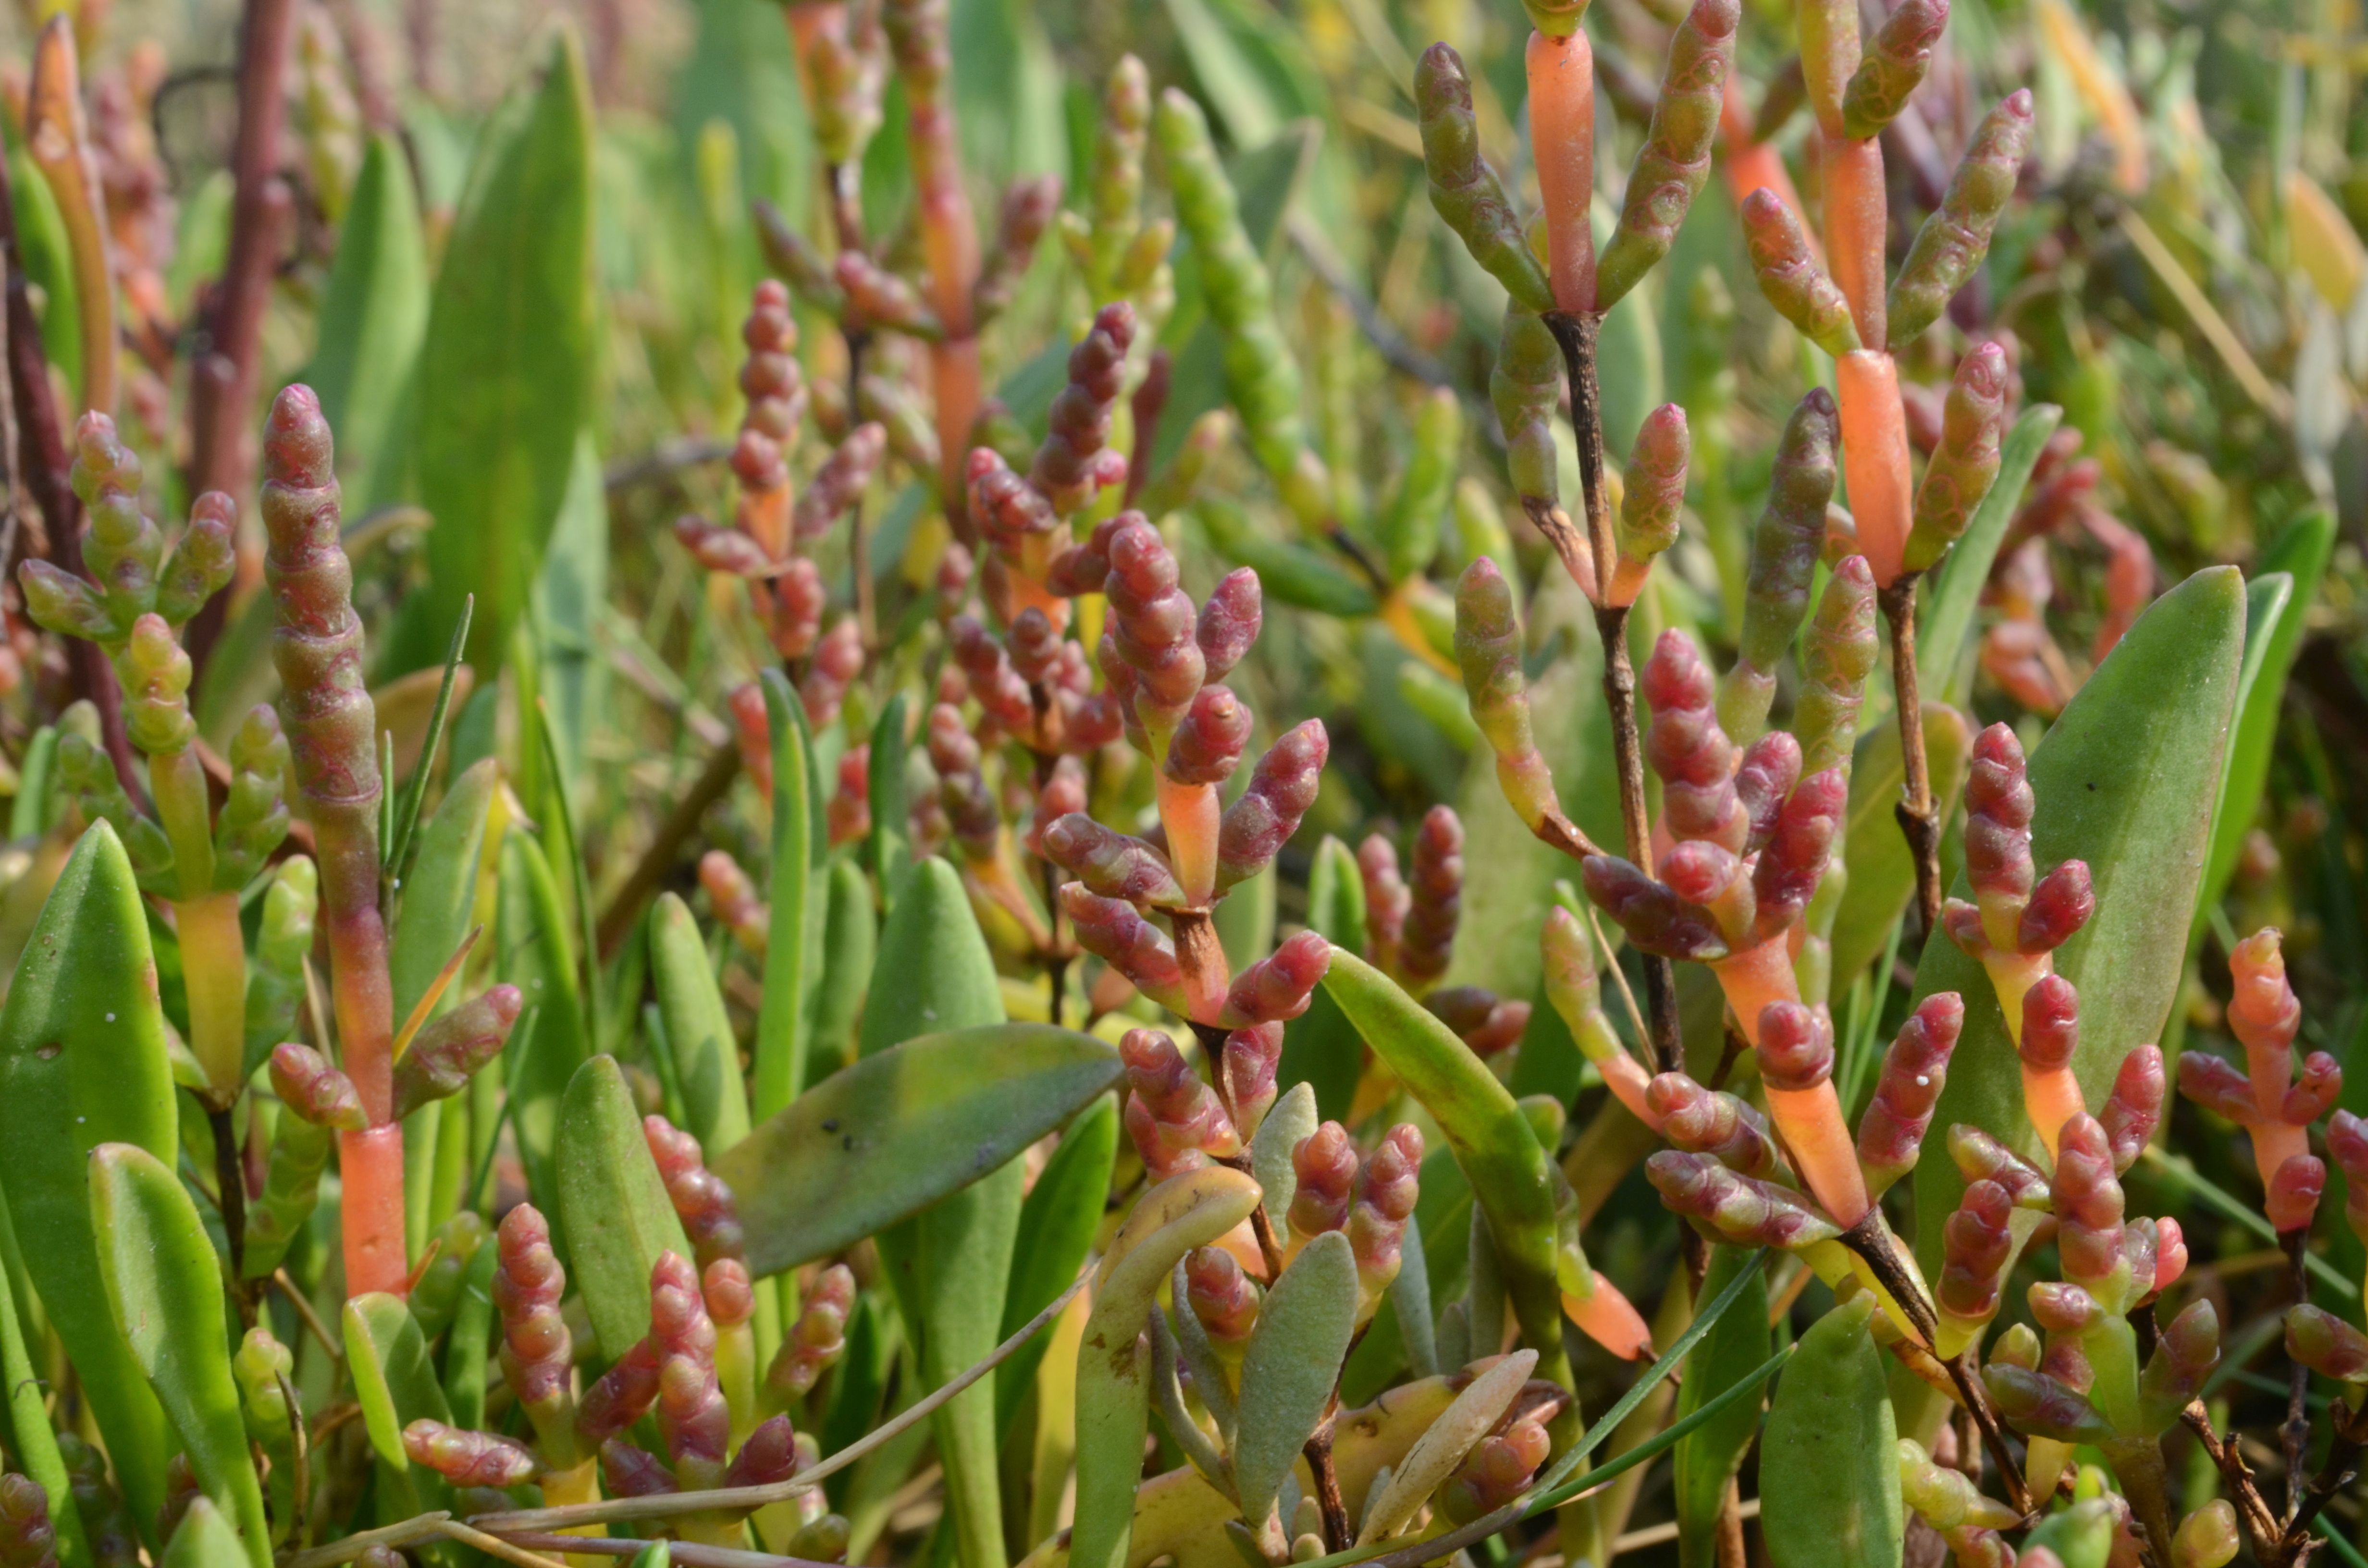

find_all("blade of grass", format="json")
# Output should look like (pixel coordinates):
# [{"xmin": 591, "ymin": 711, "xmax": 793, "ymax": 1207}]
[
  {"xmin": 388, "ymin": 595, "xmax": 475, "ymax": 894},
  {"xmin": 537, "ymin": 695, "xmax": 605, "ymax": 1037}
]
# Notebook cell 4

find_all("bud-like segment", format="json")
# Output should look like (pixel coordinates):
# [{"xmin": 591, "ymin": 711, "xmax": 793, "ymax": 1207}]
[
  {"xmin": 2015, "ymin": 975, "xmax": 2086, "ymax": 1158},
  {"xmin": 1220, "ymin": 1022, "xmax": 1284, "ymax": 1139},
  {"xmin": 1740, "ymin": 188, "xmax": 1859, "ymax": 357},
  {"xmin": 577, "ymin": 1351, "xmax": 666, "ymax": 1473},
  {"xmin": 403, "ymin": 1422, "xmax": 539, "ymax": 1487},
  {"xmin": 725, "ymin": 1414, "xmax": 802, "ymax": 1492},
  {"xmin": 1643, "ymin": 631, "xmax": 1744, "ymax": 850},
  {"xmin": 1415, "ymin": 46, "xmax": 1553, "ymax": 314},
  {"xmin": 1428, "ymin": 987, "xmax": 1529, "ymax": 1059},
  {"xmin": 1840, "ymin": 0, "xmax": 1947, "ymax": 139},
  {"xmin": 1595, "ymin": 0, "xmax": 1739, "ymax": 310},
  {"xmin": 1288, "ymin": 1122, "xmax": 1359, "ymax": 1244},
  {"xmin": 1062, "ymin": 886, "xmax": 1189, "ymax": 1012},
  {"xmin": 792, "ymin": 424, "xmax": 887, "ymax": 543},
  {"xmin": 212, "ymin": 706, "xmax": 293, "ymax": 888},
  {"xmin": 1646, "ymin": 1151, "xmax": 1840, "ymax": 1250},
  {"xmin": 834, "ymin": 253, "xmax": 943, "ymax": 340},
  {"xmin": 598, "ymin": 1442, "xmax": 677, "ymax": 1500},
  {"xmin": 1215, "ymin": 721, "xmax": 1328, "ymax": 891},
  {"xmin": 1983, "ymin": 1362, "xmax": 2113, "ymax": 1445},
  {"xmin": 0, "ymin": 1474, "xmax": 59, "ymax": 1568},
  {"xmin": 54, "ymin": 1437, "xmax": 136, "ymax": 1568},
  {"xmin": 650, "ymin": 1252, "xmax": 730, "ymax": 1483},
  {"xmin": 1493, "ymin": 304, "xmax": 1563, "ymax": 515},
  {"xmin": 269, "ymin": 1042, "xmax": 366, "ymax": 1130},
  {"xmin": 1438, "ymin": 1417, "xmax": 1552, "ymax": 1527},
  {"xmin": 1218, "ymin": 932, "xmax": 1331, "ymax": 1028},
  {"xmin": 1155, "ymin": 89, "xmax": 1323, "ymax": 515},
  {"xmin": 1033, "ymin": 302, "xmax": 1137, "ymax": 515},
  {"xmin": 1898, "ymin": 1437, "xmax": 2018, "ymax": 1535},
  {"xmin": 1360, "ymin": 835, "xmax": 1411, "ymax": 978},
  {"xmin": 806, "ymin": 5, "xmax": 885, "ymax": 165},
  {"xmin": 1122, "ymin": 1029, "xmax": 1242, "ymax": 1178},
  {"xmin": 829, "ymin": 745, "xmax": 874, "ymax": 847},
  {"xmin": 968, "ymin": 448, "xmax": 1060, "ymax": 559},
  {"xmin": 800, "ymin": 623, "xmax": 864, "ymax": 730},
  {"xmin": 2172, "ymin": 1503, "xmax": 2240, "ymax": 1568},
  {"xmin": 1935, "ymin": 1179, "xmax": 2013, "ymax": 1356},
  {"xmin": 72, "ymin": 413, "xmax": 162, "ymax": 637},
  {"xmin": 1455, "ymin": 560, "xmax": 1562, "ymax": 831},
  {"xmin": 1903, "ymin": 342, "xmax": 2009, "ymax": 573},
  {"xmin": 644, "ymin": 1117, "xmax": 749, "ymax": 1269},
  {"xmin": 1400, "ymin": 807, "xmax": 1462, "ymax": 990},
  {"xmin": 2268, "ymin": 1156, "xmax": 2327, "ymax": 1236},
  {"xmin": 2050, "ymin": 1116, "xmax": 2130, "ymax": 1308},
  {"xmin": 1543, "ymin": 907, "xmax": 1652, "ymax": 1121},
  {"xmin": 949, "ymin": 617, "xmax": 1035, "ymax": 730},
  {"xmin": 1186, "ymin": 1245, "xmax": 1260, "ymax": 1347},
  {"xmin": 119, "ymin": 614, "xmax": 194, "ymax": 757},
  {"xmin": 1856, "ymin": 993, "xmax": 1963, "ymax": 1195},
  {"xmin": 2287, "ymin": 1303, "xmax": 2368, "ymax": 1383},
  {"xmin": 1606, "ymin": 406, "xmax": 1689, "ymax": 604},
  {"xmin": 1749, "ymin": 769, "xmax": 1847, "ymax": 944},
  {"xmin": 1104, "ymin": 519, "xmax": 1204, "ymax": 740},
  {"xmin": 1718, "ymin": 391, "xmax": 1839, "ymax": 742},
  {"xmin": 754, "ymin": 204, "xmax": 847, "ymax": 315},
  {"xmin": 1947, "ymin": 1124, "xmax": 2052, "ymax": 1209},
  {"xmin": 2137, "ymin": 1299, "xmax": 2220, "ymax": 1433},
  {"xmin": 1888, "ymin": 92, "xmax": 2035, "ymax": 344},
  {"xmin": 1648, "ymin": 1074, "xmax": 1784, "ymax": 1179},
  {"xmin": 1757, "ymin": 1001, "xmax": 1869, "ymax": 1225},
  {"xmin": 1197, "ymin": 570, "xmax": 1262, "ymax": 683},
  {"xmin": 233, "ymin": 1325, "xmax": 296, "ymax": 1449},
  {"xmin": 925, "ymin": 706, "xmax": 998, "ymax": 863},
  {"xmin": 1043, "ymin": 816, "xmax": 1185, "ymax": 908},
  {"xmin": 390, "ymin": 985, "xmax": 523, "ymax": 1121},
  {"xmin": 700, "ymin": 851, "xmax": 770, "ymax": 955},
  {"xmin": 1348, "ymin": 1125, "xmax": 1424, "ymax": 1310},
  {"xmin": 1582, "ymin": 856, "xmax": 1728, "ymax": 962},
  {"xmin": 767, "ymin": 1265, "xmax": 855, "ymax": 1405},
  {"xmin": 975, "ymin": 175, "xmax": 1061, "ymax": 323},
  {"xmin": 158, "ymin": 491, "xmax": 238, "ymax": 629},
  {"xmin": 1785, "ymin": 561, "xmax": 1875, "ymax": 780},
  {"xmin": 2230, "ymin": 927, "xmax": 2304, "ymax": 1116},
  {"xmin": 1165, "ymin": 686, "xmax": 1252, "ymax": 788},
  {"xmin": 2331, "ymin": 1111, "xmax": 2368, "ymax": 1247},
  {"xmin": 494, "ymin": 1205, "xmax": 578, "ymax": 1462}
]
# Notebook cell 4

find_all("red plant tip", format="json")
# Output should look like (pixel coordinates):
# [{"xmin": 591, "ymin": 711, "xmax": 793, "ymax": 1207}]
[
  {"xmin": 1216, "ymin": 721, "xmax": 1328, "ymax": 891},
  {"xmin": 1062, "ymin": 885, "xmax": 1188, "ymax": 1011},
  {"xmin": 2019, "ymin": 975, "xmax": 2079, "ymax": 1071},
  {"xmin": 2287, "ymin": 1052, "xmax": 2343, "ymax": 1126},
  {"xmin": 649, "ymin": 1250, "xmax": 714, "ymax": 1351},
  {"xmin": 1289, "ymin": 1121, "xmax": 1359, "ymax": 1238},
  {"xmin": 2019, "ymin": 860, "xmax": 2095, "ymax": 954},
  {"xmin": 724, "ymin": 1414, "xmax": 802, "ymax": 1491},
  {"xmin": 2050, "ymin": 1115, "xmax": 2127, "ymax": 1292},
  {"xmin": 1438, "ymin": 1415, "xmax": 1551, "ymax": 1525},
  {"xmin": 2268, "ymin": 1154, "xmax": 2327, "ymax": 1235},
  {"xmin": 2026, "ymin": 1282, "xmax": 2102, "ymax": 1338},
  {"xmin": 1645, "ymin": 1151, "xmax": 1840, "ymax": 1250},
  {"xmin": 1938, "ymin": 1179, "xmax": 2014, "ymax": 1328},
  {"xmin": 598, "ymin": 1440, "xmax": 677, "ymax": 1500},
  {"xmin": 1581, "ymin": 856, "xmax": 1728, "ymax": 962},
  {"xmin": 264, "ymin": 384, "xmax": 333, "ymax": 489},
  {"xmin": 1197, "ymin": 569, "xmax": 1262, "ymax": 682},
  {"xmin": 1647, "ymin": 1073, "xmax": 1785, "ymax": 1180},
  {"xmin": 1220, "ymin": 930, "xmax": 1332, "ymax": 1027},
  {"xmin": 1165, "ymin": 685, "xmax": 1253, "ymax": 786},
  {"xmin": 269, "ymin": 1042, "xmax": 368, "ymax": 1130},
  {"xmin": 2141, "ymin": 1299, "xmax": 2220, "ymax": 1422},
  {"xmin": 1401, "ymin": 806, "xmax": 1464, "ymax": 987},
  {"xmin": 766, "ymin": 1265, "xmax": 855, "ymax": 1402},
  {"xmin": 2229, "ymin": 926, "xmax": 2302, "ymax": 1062},
  {"xmin": 1733, "ymin": 731, "xmax": 1802, "ymax": 852},
  {"xmin": 703, "ymin": 1259, "xmax": 755, "ymax": 1329},
  {"xmin": 1750, "ymin": 769, "xmax": 1848, "ymax": 941},
  {"xmin": 948, "ymin": 618, "xmax": 1031, "ymax": 729},
  {"xmin": 402, "ymin": 1421, "xmax": 539, "ymax": 1488},
  {"xmin": 1661, "ymin": 839, "xmax": 1744, "ymax": 908},
  {"xmin": 1642, "ymin": 630, "xmax": 1743, "ymax": 849},
  {"xmin": 1359, "ymin": 834, "xmax": 1410, "ymax": 968},
  {"xmin": 1982, "ymin": 1363, "xmax": 2113, "ymax": 1446},
  {"xmin": 1120, "ymin": 1028, "xmax": 1241, "ymax": 1177},
  {"xmin": 0, "ymin": 1472, "xmax": 55, "ymax": 1568},
  {"xmin": 2101, "ymin": 1045, "xmax": 2166, "ymax": 1173},
  {"xmin": 1042, "ymin": 815, "xmax": 1185, "ymax": 907},
  {"xmin": 1008, "ymin": 608, "xmax": 1063, "ymax": 686},
  {"xmin": 1427, "ymin": 987, "xmax": 1529, "ymax": 1056},
  {"xmin": 1186, "ymin": 1245, "xmax": 1260, "ymax": 1341},
  {"xmin": 2287, "ymin": 1303, "xmax": 2368, "ymax": 1383},
  {"xmin": 966, "ymin": 448, "xmax": 1058, "ymax": 549},
  {"xmin": 644, "ymin": 1115, "xmax": 748, "ymax": 1268},
  {"xmin": 1349, "ymin": 1125, "xmax": 1424, "ymax": 1295},
  {"xmin": 657, "ymin": 1349, "xmax": 730, "ymax": 1470},
  {"xmin": 1105, "ymin": 519, "xmax": 1204, "ymax": 722},
  {"xmin": 1757, "ymin": 1002, "xmax": 1835, "ymax": 1091},
  {"xmin": 2176, "ymin": 1050, "xmax": 2258, "ymax": 1125},
  {"xmin": 1857, "ymin": 993, "xmax": 1963, "ymax": 1188},
  {"xmin": 1964, "ymin": 723, "xmax": 2035, "ymax": 905},
  {"xmin": 770, "ymin": 559, "xmax": 826, "ymax": 660},
  {"xmin": 2331, "ymin": 1109, "xmax": 2368, "ymax": 1184},
  {"xmin": 1032, "ymin": 301, "xmax": 1138, "ymax": 514},
  {"xmin": 1220, "ymin": 1021, "xmax": 1284, "ymax": 1136}
]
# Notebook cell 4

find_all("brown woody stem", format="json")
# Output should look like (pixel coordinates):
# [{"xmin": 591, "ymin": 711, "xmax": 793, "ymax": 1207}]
[
  {"xmin": 593, "ymin": 743, "xmax": 743, "ymax": 958},
  {"xmin": 1879, "ymin": 575, "xmax": 1942, "ymax": 939}
]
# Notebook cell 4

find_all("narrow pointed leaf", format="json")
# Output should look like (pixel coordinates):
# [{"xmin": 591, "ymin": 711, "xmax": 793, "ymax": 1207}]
[
  {"xmin": 557, "ymin": 1054, "xmax": 694, "ymax": 1359},
  {"xmin": 755, "ymin": 670, "xmax": 813, "ymax": 1115},
  {"xmin": 498, "ymin": 830, "xmax": 587, "ymax": 1219},
  {"xmin": 650, "ymin": 892, "xmax": 750, "ymax": 1152},
  {"xmin": 1234, "ymin": 1231, "xmax": 1360, "ymax": 1527},
  {"xmin": 1671, "ymin": 1247, "xmax": 1772, "ymax": 1568}
]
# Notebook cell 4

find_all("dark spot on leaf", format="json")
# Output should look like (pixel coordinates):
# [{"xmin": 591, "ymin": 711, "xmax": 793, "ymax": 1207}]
[
  {"xmin": 35, "ymin": 1042, "xmax": 59, "ymax": 1060},
  {"xmin": 2086, "ymin": 781, "xmax": 2097, "ymax": 790},
  {"xmin": 821, "ymin": 1118, "xmax": 839, "ymax": 1133},
  {"xmin": 843, "ymin": 1134, "xmax": 856, "ymax": 1151}
]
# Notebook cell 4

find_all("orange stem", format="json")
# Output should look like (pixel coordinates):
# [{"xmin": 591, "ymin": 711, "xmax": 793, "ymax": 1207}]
[
  {"xmin": 1767, "ymin": 1081, "xmax": 1872, "ymax": 1225},
  {"xmin": 2023, "ymin": 1065, "xmax": 2086, "ymax": 1160},
  {"xmin": 1526, "ymin": 29, "xmax": 1597, "ymax": 316},
  {"xmin": 1720, "ymin": 81, "xmax": 1817, "ymax": 258},
  {"xmin": 1836, "ymin": 351, "xmax": 1913, "ymax": 586},
  {"xmin": 1819, "ymin": 131, "xmax": 1887, "ymax": 351},
  {"xmin": 339, "ymin": 1124, "xmax": 410, "ymax": 1296},
  {"xmin": 2253, "ymin": 1121, "xmax": 2311, "ymax": 1197},
  {"xmin": 1563, "ymin": 1274, "xmax": 1653, "ymax": 1360},
  {"xmin": 1155, "ymin": 773, "xmax": 1221, "ymax": 908},
  {"xmin": 1709, "ymin": 935, "xmax": 1801, "ymax": 1045}
]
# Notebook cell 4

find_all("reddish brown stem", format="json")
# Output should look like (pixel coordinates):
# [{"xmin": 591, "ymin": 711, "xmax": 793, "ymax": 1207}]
[
  {"xmin": 1880, "ymin": 576, "xmax": 1942, "ymax": 937},
  {"xmin": 185, "ymin": 0, "xmax": 300, "ymax": 677}
]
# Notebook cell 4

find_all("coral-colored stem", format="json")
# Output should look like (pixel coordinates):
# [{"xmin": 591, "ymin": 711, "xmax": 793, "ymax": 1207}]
[
  {"xmin": 1710, "ymin": 936, "xmax": 1801, "ymax": 1044},
  {"xmin": 1767, "ymin": 1081, "xmax": 1871, "ymax": 1225},
  {"xmin": 932, "ymin": 339, "xmax": 983, "ymax": 538},
  {"xmin": 1820, "ymin": 132, "xmax": 1887, "ymax": 350},
  {"xmin": 1526, "ymin": 30, "xmax": 1597, "ymax": 316},
  {"xmin": 1721, "ymin": 81, "xmax": 1816, "ymax": 257},
  {"xmin": 1562, "ymin": 1273, "xmax": 1653, "ymax": 1360},
  {"xmin": 2255, "ymin": 1121, "xmax": 2311, "ymax": 1198},
  {"xmin": 1979, "ymin": 949, "xmax": 2049, "ymax": 1045},
  {"xmin": 1157, "ymin": 773, "xmax": 1222, "ymax": 908},
  {"xmin": 1835, "ymin": 351, "xmax": 1912, "ymax": 586},
  {"xmin": 2023, "ymin": 1065, "xmax": 2086, "ymax": 1160},
  {"xmin": 339, "ymin": 1124, "xmax": 409, "ymax": 1296}
]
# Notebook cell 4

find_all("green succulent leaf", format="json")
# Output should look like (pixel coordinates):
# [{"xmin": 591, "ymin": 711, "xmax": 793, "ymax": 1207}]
[
  {"xmin": 307, "ymin": 132, "xmax": 430, "ymax": 502},
  {"xmin": 556, "ymin": 1054, "xmax": 694, "ymax": 1360},
  {"xmin": 0, "ymin": 822, "xmax": 178, "ymax": 1540},
  {"xmin": 344, "ymin": 1292, "xmax": 454, "ymax": 1522},
  {"xmin": 497, "ymin": 829, "xmax": 588, "ymax": 1221},
  {"xmin": 755, "ymin": 670, "xmax": 815, "ymax": 1117},
  {"xmin": 649, "ymin": 892, "xmax": 750, "ymax": 1153},
  {"xmin": 998, "ymin": 1091, "xmax": 1119, "ymax": 1430},
  {"xmin": 0, "ymin": 1197, "xmax": 89, "ymax": 1568},
  {"xmin": 1760, "ymin": 1296, "xmax": 1900, "ymax": 1568},
  {"xmin": 389, "ymin": 757, "xmax": 497, "ymax": 1024},
  {"xmin": 1233, "ymin": 1230, "xmax": 1360, "ymax": 1528},
  {"xmin": 159, "ymin": 1500, "xmax": 248, "ymax": 1568},
  {"xmin": 88, "ymin": 1144, "xmax": 271, "ymax": 1568}
]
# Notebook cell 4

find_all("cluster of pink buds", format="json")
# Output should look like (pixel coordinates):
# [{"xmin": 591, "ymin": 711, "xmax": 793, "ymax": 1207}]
[
  {"xmin": 1280, "ymin": 1120, "xmax": 1424, "ymax": 1318},
  {"xmin": 2178, "ymin": 928, "xmax": 2338, "ymax": 1235}
]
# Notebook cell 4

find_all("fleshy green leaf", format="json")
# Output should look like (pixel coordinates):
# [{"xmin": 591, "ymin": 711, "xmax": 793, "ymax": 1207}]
[
  {"xmin": 998, "ymin": 1092, "xmax": 1119, "ymax": 1430},
  {"xmin": 755, "ymin": 670, "xmax": 814, "ymax": 1116},
  {"xmin": 1279, "ymin": 839, "xmax": 1366, "ymax": 1121},
  {"xmin": 868, "ymin": 696, "xmax": 914, "ymax": 912},
  {"xmin": 556, "ymin": 1054, "xmax": 694, "ymax": 1359},
  {"xmin": 1356, "ymin": 1347, "xmax": 1537, "ymax": 1543},
  {"xmin": 88, "ymin": 1144, "xmax": 271, "ymax": 1568},
  {"xmin": 306, "ymin": 132, "xmax": 429, "ymax": 501},
  {"xmin": 1233, "ymin": 1231, "xmax": 1359, "ymax": 1527},
  {"xmin": 812, "ymin": 858, "xmax": 878, "ymax": 1071},
  {"xmin": 649, "ymin": 892, "xmax": 750, "ymax": 1153},
  {"xmin": 0, "ymin": 1196, "xmax": 88, "ymax": 1568},
  {"xmin": 159, "ymin": 1500, "xmax": 247, "ymax": 1568},
  {"xmin": 344, "ymin": 1292, "xmax": 454, "ymax": 1520},
  {"xmin": 401, "ymin": 25, "xmax": 596, "ymax": 673},
  {"xmin": 390, "ymin": 758, "xmax": 497, "ymax": 1023},
  {"xmin": 497, "ymin": 830, "xmax": 588, "ymax": 1221},
  {"xmin": 0, "ymin": 823, "xmax": 178, "ymax": 1540},
  {"xmin": 1250, "ymin": 1080, "xmax": 1319, "ymax": 1230},
  {"xmin": 1759, "ymin": 1296, "xmax": 1900, "ymax": 1568},
  {"xmin": 1911, "ymin": 566, "xmax": 2246, "ymax": 1268}
]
